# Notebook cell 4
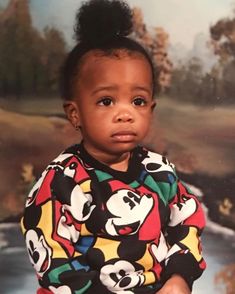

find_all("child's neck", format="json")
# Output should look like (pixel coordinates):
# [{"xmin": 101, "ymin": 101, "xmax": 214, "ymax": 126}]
[
  {"xmin": 83, "ymin": 143, "xmax": 131, "ymax": 172},
  {"xmin": 109, "ymin": 152, "xmax": 131, "ymax": 172}
]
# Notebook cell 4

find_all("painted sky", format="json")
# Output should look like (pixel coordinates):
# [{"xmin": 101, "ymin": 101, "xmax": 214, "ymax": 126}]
[{"xmin": 0, "ymin": 0, "xmax": 235, "ymax": 49}]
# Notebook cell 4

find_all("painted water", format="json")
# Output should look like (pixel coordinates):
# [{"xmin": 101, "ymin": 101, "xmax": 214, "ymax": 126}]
[{"xmin": 0, "ymin": 221, "xmax": 234, "ymax": 294}]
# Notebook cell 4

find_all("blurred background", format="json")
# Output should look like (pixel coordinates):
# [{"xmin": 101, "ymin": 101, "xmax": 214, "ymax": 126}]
[{"xmin": 0, "ymin": 0, "xmax": 235, "ymax": 293}]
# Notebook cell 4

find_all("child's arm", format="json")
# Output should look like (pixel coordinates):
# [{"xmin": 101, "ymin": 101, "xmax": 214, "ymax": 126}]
[
  {"xmin": 21, "ymin": 161, "xmax": 97, "ymax": 293},
  {"xmin": 157, "ymin": 274, "xmax": 190, "ymax": 294},
  {"xmin": 160, "ymin": 176, "xmax": 206, "ymax": 292}
]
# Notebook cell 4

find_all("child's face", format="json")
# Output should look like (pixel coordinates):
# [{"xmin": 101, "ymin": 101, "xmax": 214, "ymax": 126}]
[{"xmin": 64, "ymin": 50, "xmax": 155, "ymax": 156}]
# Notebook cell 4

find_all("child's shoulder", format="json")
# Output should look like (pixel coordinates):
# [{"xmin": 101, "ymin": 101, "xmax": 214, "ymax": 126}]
[
  {"xmin": 138, "ymin": 146, "xmax": 176, "ymax": 174},
  {"xmin": 38, "ymin": 144, "xmax": 82, "ymax": 179},
  {"xmin": 49, "ymin": 144, "xmax": 81, "ymax": 166}
]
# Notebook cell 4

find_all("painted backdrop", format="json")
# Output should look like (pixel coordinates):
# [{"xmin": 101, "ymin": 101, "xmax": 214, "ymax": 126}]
[{"xmin": 0, "ymin": 0, "xmax": 235, "ymax": 293}]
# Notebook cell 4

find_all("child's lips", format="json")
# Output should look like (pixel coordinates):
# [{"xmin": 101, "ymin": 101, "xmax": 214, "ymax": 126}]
[{"xmin": 111, "ymin": 131, "xmax": 136, "ymax": 142}]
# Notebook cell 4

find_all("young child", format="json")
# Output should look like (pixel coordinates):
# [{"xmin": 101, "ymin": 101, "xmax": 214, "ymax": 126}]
[{"xmin": 21, "ymin": 0, "xmax": 206, "ymax": 293}]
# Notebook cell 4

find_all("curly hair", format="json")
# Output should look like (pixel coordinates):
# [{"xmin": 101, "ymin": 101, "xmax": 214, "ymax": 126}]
[{"xmin": 60, "ymin": 0, "xmax": 157, "ymax": 100}]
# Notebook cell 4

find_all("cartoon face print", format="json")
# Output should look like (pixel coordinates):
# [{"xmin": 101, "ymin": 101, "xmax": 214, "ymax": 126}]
[
  {"xmin": 25, "ymin": 153, "xmax": 73, "ymax": 207},
  {"xmin": 165, "ymin": 227, "xmax": 204, "ymax": 268},
  {"xmin": 142, "ymin": 151, "xmax": 174, "ymax": 173},
  {"xmin": 168, "ymin": 195, "xmax": 197, "ymax": 227},
  {"xmin": 25, "ymin": 169, "xmax": 47, "ymax": 207},
  {"xmin": 57, "ymin": 212, "xmax": 80, "ymax": 243},
  {"xmin": 25, "ymin": 229, "xmax": 52, "ymax": 277},
  {"xmin": 63, "ymin": 184, "xmax": 96, "ymax": 222},
  {"xmin": 105, "ymin": 189, "xmax": 154, "ymax": 236},
  {"xmin": 100, "ymin": 260, "xmax": 144, "ymax": 293},
  {"xmin": 165, "ymin": 243, "xmax": 183, "ymax": 266},
  {"xmin": 63, "ymin": 161, "xmax": 78, "ymax": 178},
  {"xmin": 149, "ymin": 232, "xmax": 168, "ymax": 263}
]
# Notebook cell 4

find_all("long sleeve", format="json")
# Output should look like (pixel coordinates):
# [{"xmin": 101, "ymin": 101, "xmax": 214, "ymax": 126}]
[
  {"xmin": 21, "ymin": 154, "xmax": 97, "ymax": 293},
  {"xmin": 162, "ymin": 177, "xmax": 206, "ymax": 289},
  {"xmin": 21, "ymin": 146, "xmax": 207, "ymax": 293}
]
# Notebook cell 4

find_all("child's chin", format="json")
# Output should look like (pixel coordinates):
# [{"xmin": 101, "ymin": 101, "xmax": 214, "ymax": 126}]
[{"xmin": 110, "ymin": 142, "xmax": 138, "ymax": 153}]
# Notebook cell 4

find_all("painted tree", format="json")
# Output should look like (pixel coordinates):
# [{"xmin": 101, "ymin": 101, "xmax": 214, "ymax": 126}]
[
  {"xmin": 215, "ymin": 264, "xmax": 235, "ymax": 294},
  {"xmin": 210, "ymin": 17, "xmax": 235, "ymax": 292},
  {"xmin": 210, "ymin": 15, "xmax": 235, "ymax": 103},
  {"xmin": 170, "ymin": 57, "xmax": 204, "ymax": 103},
  {"xmin": 0, "ymin": 0, "xmax": 66, "ymax": 98},
  {"xmin": 132, "ymin": 7, "xmax": 173, "ymax": 94},
  {"xmin": 210, "ymin": 17, "xmax": 235, "ymax": 61},
  {"xmin": 0, "ymin": 0, "xmax": 33, "ymax": 97}
]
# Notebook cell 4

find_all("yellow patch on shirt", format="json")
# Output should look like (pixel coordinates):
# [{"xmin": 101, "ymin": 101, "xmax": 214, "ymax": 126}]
[
  {"xmin": 180, "ymin": 227, "xmax": 202, "ymax": 261},
  {"xmin": 80, "ymin": 180, "xmax": 91, "ymax": 193},
  {"xmin": 38, "ymin": 201, "xmax": 67, "ymax": 259},
  {"xmin": 143, "ymin": 271, "xmax": 156, "ymax": 285},
  {"xmin": 137, "ymin": 246, "xmax": 154, "ymax": 271},
  {"xmin": 94, "ymin": 237, "xmax": 120, "ymax": 261}
]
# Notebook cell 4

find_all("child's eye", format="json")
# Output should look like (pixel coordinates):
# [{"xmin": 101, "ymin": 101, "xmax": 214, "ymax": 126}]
[
  {"xmin": 97, "ymin": 97, "xmax": 113, "ymax": 106},
  {"xmin": 132, "ymin": 97, "xmax": 147, "ymax": 106}
]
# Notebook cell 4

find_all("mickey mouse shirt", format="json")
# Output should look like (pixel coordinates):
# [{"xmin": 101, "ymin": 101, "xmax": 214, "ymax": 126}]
[{"xmin": 21, "ymin": 144, "xmax": 206, "ymax": 294}]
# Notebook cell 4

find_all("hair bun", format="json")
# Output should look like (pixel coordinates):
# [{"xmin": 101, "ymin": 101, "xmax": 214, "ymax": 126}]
[{"xmin": 74, "ymin": 0, "xmax": 133, "ymax": 45}]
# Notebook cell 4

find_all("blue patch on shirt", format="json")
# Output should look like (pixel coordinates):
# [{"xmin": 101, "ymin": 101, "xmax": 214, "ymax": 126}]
[
  {"xmin": 168, "ymin": 173, "xmax": 175, "ymax": 184},
  {"xmin": 72, "ymin": 260, "xmax": 90, "ymax": 272},
  {"xmin": 75, "ymin": 236, "xmax": 94, "ymax": 254},
  {"xmin": 139, "ymin": 170, "xmax": 148, "ymax": 182}
]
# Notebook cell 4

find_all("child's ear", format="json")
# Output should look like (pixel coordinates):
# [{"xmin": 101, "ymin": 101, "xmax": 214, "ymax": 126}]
[
  {"xmin": 63, "ymin": 101, "xmax": 80, "ymax": 128},
  {"xmin": 151, "ymin": 100, "xmax": 156, "ymax": 112}
]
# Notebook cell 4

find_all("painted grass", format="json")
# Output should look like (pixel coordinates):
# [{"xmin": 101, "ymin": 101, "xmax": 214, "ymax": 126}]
[
  {"xmin": 2, "ymin": 96, "xmax": 235, "ymax": 176},
  {"xmin": 0, "ymin": 97, "xmax": 64, "ymax": 116},
  {"xmin": 1, "ymin": 97, "xmax": 235, "ymax": 220},
  {"xmin": 156, "ymin": 98, "xmax": 235, "ymax": 176}
]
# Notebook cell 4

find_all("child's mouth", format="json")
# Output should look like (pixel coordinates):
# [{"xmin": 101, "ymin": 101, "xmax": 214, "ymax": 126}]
[{"xmin": 111, "ymin": 131, "xmax": 136, "ymax": 142}]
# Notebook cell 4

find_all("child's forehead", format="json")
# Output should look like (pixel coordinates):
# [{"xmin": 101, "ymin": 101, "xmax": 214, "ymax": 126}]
[
  {"xmin": 80, "ymin": 49, "xmax": 148, "ymax": 67},
  {"xmin": 77, "ymin": 49, "xmax": 151, "ymax": 78},
  {"xmin": 72, "ymin": 48, "xmax": 154, "ymax": 99},
  {"xmin": 74, "ymin": 49, "xmax": 154, "ymax": 97}
]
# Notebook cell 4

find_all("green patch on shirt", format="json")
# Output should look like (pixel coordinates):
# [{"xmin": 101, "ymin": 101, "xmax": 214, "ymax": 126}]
[
  {"xmin": 95, "ymin": 170, "xmax": 113, "ymax": 181},
  {"xmin": 144, "ymin": 175, "xmax": 168, "ymax": 205}
]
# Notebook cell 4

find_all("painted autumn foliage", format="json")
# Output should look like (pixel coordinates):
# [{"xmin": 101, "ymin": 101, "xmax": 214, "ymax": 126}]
[
  {"xmin": 215, "ymin": 264, "xmax": 235, "ymax": 294},
  {"xmin": 132, "ymin": 7, "xmax": 173, "ymax": 93},
  {"xmin": 0, "ymin": 0, "xmax": 174, "ymax": 99},
  {"xmin": 210, "ymin": 16, "xmax": 235, "ymax": 103},
  {"xmin": 0, "ymin": 0, "xmax": 67, "ymax": 98}
]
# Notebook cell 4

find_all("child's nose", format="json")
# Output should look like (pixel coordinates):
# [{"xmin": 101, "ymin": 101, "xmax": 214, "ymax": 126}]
[{"xmin": 114, "ymin": 109, "xmax": 134, "ymax": 123}]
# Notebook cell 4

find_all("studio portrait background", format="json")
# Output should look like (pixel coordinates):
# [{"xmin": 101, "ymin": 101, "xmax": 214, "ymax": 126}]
[{"xmin": 0, "ymin": 0, "xmax": 235, "ymax": 293}]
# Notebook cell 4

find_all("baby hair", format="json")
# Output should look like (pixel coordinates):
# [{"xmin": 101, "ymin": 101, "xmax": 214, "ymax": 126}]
[{"xmin": 60, "ymin": 0, "xmax": 157, "ymax": 101}]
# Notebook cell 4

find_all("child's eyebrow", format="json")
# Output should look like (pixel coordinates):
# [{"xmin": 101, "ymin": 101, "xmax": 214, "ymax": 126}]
[
  {"xmin": 132, "ymin": 86, "xmax": 152, "ymax": 95},
  {"xmin": 91, "ymin": 85, "xmax": 117, "ymax": 95},
  {"xmin": 91, "ymin": 85, "xmax": 152, "ymax": 95}
]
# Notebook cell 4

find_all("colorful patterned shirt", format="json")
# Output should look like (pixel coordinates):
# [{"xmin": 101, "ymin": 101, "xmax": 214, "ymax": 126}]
[{"xmin": 21, "ymin": 144, "xmax": 206, "ymax": 294}]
